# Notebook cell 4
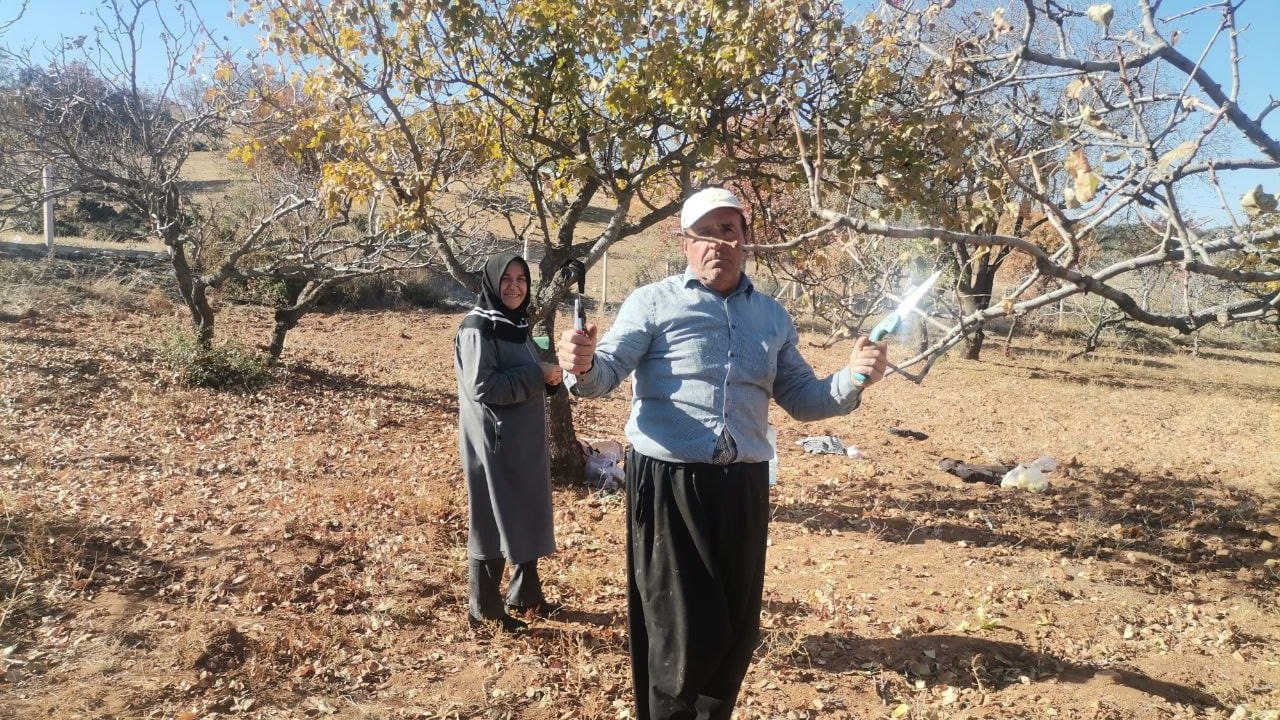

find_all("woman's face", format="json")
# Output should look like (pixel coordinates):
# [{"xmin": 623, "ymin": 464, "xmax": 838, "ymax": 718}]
[{"xmin": 498, "ymin": 261, "xmax": 529, "ymax": 310}]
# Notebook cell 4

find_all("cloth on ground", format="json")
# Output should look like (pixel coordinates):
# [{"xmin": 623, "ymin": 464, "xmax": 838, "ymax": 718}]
[
  {"xmin": 581, "ymin": 439, "xmax": 625, "ymax": 492},
  {"xmin": 796, "ymin": 435, "xmax": 846, "ymax": 455},
  {"xmin": 938, "ymin": 458, "xmax": 1011, "ymax": 485}
]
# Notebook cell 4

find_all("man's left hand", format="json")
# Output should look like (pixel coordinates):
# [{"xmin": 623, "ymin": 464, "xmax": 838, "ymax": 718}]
[{"xmin": 850, "ymin": 336, "xmax": 888, "ymax": 386}]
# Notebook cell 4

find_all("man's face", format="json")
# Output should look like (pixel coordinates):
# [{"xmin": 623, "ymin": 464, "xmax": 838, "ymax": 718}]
[{"xmin": 682, "ymin": 206, "xmax": 747, "ymax": 295}]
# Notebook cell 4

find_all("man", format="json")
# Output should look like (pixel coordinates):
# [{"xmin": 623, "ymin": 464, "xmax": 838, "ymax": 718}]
[{"xmin": 558, "ymin": 187, "xmax": 888, "ymax": 720}]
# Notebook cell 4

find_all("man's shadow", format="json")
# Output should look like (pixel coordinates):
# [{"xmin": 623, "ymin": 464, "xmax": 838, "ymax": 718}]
[{"xmin": 771, "ymin": 627, "xmax": 1222, "ymax": 709}]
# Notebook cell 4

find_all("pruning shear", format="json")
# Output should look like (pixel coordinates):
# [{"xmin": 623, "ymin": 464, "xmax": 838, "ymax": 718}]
[
  {"xmin": 853, "ymin": 270, "xmax": 942, "ymax": 384},
  {"xmin": 560, "ymin": 259, "xmax": 587, "ymax": 334}
]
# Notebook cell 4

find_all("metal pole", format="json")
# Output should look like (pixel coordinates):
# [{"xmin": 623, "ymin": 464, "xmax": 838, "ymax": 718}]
[{"xmin": 42, "ymin": 166, "xmax": 54, "ymax": 250}]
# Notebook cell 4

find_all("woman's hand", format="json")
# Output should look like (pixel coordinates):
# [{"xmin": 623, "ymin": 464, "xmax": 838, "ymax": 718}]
[{"xmin": 540, "ymin": 361, "xmax": 563, "ymax": 386}]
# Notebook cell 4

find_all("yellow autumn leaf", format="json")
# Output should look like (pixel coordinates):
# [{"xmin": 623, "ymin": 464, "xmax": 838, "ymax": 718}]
[
  {"xmin": 1086, "ymin": 4, "xmax": 1114, "ymax": 28},
  {"xmin": 1241, "ymin": 185, "xmax": 1277, "ymax": 217},
  {"xmin": 1074, "ymin": 172, "xmax": 1101, "ymax": 203},
  {"xmin": 1181, "ymin": 96, "xmax": 1207, "ymax": 112},
  {"xmin": 337, "ymin": 26, "xmax": 361, "ymax": 52},
  {"xmin": 1064, "ymin": 147, "xmax": 1090, "ymax": 178},
  {"xmin": 991, "ymin": 8, "xmax": 1010, "ymax": 35},
  {"xmin": 1156, "ymin": 141, "xmax": 1196, "ymax": 171}
]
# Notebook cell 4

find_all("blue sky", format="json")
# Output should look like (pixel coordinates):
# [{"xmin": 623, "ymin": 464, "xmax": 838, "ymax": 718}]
[
  {"xmin": 2, "ymin": 0, "xmax": 262, "ymax": 71},
  {"xmin": 4, "ymin": 0, "xmax": 1277, "ymax": 225},
  {"xmin": 1150, "ymin": 0, "xmax": 1280, "ymax": 222}
]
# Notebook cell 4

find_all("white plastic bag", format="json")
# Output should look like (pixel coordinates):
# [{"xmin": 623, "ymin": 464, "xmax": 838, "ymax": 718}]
[
  {"xmin": 1027, "ymin": 456, "xmax": 1057, "ymax": 473},
  {"xmin": 1000, "ymin": 464, "xmax": 1049, "ymax": 492}
]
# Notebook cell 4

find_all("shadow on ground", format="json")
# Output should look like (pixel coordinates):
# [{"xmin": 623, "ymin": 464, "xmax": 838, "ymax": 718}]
[
  {"xmin": 778, "ymin": 631, "xmax": 1223, "ymax": 709},
  {"xmin": 771, "ymin": 468, "xmax": 1279, "ymax": 592}
]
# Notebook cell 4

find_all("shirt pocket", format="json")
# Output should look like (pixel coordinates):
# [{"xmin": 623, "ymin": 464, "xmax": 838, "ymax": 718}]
[{"xmin": 735, "ymin": 337, "xmax": 778, "ymax": 386}]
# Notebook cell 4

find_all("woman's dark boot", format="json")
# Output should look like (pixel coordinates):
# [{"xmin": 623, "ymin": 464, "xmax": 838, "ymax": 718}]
[
  {"xmin": 469, "ymin": 557, "xmax": 527, "ymax": 633},
  {"xmin": 507, "ymin": 560, "xmax": 563, "ymax": 618}
]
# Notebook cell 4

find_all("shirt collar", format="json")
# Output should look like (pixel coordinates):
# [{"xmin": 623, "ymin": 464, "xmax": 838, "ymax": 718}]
[{"xmin": 681, "ymin": 267, "xmax": 754, "ymax": 297}]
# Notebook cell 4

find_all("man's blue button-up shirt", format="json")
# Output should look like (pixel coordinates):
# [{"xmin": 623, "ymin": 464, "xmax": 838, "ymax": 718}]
[{"xmin": 570, "ymin": 269, "xmax": 862, "ymax": 464}]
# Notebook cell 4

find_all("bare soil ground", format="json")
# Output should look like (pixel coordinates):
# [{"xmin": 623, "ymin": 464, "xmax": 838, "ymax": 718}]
[{"xmin": 1, "ymin": 257, "xmax": 1277, "ymax": 720}]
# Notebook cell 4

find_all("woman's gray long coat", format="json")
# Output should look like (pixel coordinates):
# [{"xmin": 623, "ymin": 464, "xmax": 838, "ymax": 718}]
[{"xmin": 454, "ymin": 328, "xmax": 555, "ymax": 565}]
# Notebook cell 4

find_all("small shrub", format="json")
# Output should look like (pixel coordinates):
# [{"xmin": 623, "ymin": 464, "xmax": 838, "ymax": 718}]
[
  {"xmin": 160, "ymin": 332, "xmax": 274, "ymax": 391},
  {"xmin": 222, "ymin": 276, "xmax": 296, "ymax": 307},
  {"xmin": 323, "ymin": 269, "xmax": 467, "ymax": 309},
  {"xmin": 53, "ymin": 217, "xmax": 84, "ymax": 237},
  {"xmin": 0, "ymin": 208, "xmax": 41, "ymax": 233},
  {"xmin": 73, "ymin": 197, "xmax": 121, "ymax": 224}
]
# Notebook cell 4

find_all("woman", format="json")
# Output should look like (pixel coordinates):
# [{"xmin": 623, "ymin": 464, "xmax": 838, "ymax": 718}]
[{"xmin": 454, "ymin": 252, "xmax": 562, "ymax": 632}]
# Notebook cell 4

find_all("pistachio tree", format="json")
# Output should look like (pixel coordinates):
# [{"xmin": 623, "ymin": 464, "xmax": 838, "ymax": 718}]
[
  {"xmin": 788, "ymin": 0, "xmax": 1279, "ymax": 377},
  {"xmin": 0, "ymin": 0, "xmax": 235, "ymax": 345},
  {"xmin": 238, "ymin": 0, "xmax": 933, "ymax": 477}
]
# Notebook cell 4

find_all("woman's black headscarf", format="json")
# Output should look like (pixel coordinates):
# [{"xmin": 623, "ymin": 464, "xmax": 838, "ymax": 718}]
[{"xmin": 458, "ymin": 252, "xmax": 531, "ymax": 343}]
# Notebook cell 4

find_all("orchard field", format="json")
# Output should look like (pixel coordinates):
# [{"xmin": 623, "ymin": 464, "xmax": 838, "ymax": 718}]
[{"xmin": 1, "ymin": 256, "xmax": 1276, "ymax": 719}]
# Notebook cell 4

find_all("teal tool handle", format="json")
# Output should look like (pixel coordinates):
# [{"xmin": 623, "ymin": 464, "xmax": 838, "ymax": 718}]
[{"xmin": 853, "ymin": 314, "xmax": 898, "ymax": 384}]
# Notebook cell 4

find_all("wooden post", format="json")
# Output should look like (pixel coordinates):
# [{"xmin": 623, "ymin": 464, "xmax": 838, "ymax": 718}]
[{"xmin": 42, "ymin": 166, "xmax": 54, "ymax": 250}]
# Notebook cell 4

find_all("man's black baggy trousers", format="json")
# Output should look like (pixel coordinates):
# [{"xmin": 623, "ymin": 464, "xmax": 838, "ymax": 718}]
[{"xmin": 626, "ymin": 449, "xmax": 770, "ymax": 720}]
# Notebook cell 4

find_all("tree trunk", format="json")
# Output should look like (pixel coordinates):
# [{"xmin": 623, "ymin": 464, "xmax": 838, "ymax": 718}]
[
  {"xmin": 963, "ymin": 321, "xmax": 986, "ymax": 360},
  {"xmin": 959, "ymin": 265, "xmax": 996, "ymax": 361},
  {"xmin": 268, "ymin": 307, "xmax": 301, "ymax": 361},
  {"xmin": 168, "ymin": 240, "xmax": 215, "ymax": 348},
  {"xmin": 191, "ymin": 283, "xmax": 215, "ymax": 348},
  {"xmin": 545, "ymin": 382, "xmax": 584, "ymax": 484},
  {"xmin": 539, "ymin": 315, "xmax": 584, "ymax": 485},
  {"xmin": 161, "ymin": 187, "xmax": 215, "ymax": 348},
  {"xmin": 267, "ymin": 281, "xmax": 315, "ymax": 361}
]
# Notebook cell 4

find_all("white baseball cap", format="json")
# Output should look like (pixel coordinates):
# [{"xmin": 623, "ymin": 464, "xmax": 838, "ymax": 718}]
[{"xmin": 680, "ymin": 187, "xmax": 744, "ymax": 231}]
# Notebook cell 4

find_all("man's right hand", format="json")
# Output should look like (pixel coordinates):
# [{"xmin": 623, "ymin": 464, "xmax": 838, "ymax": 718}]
[{"xmin": 557, "ymin": 324, "xmax": 598, "ymax": 374}]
